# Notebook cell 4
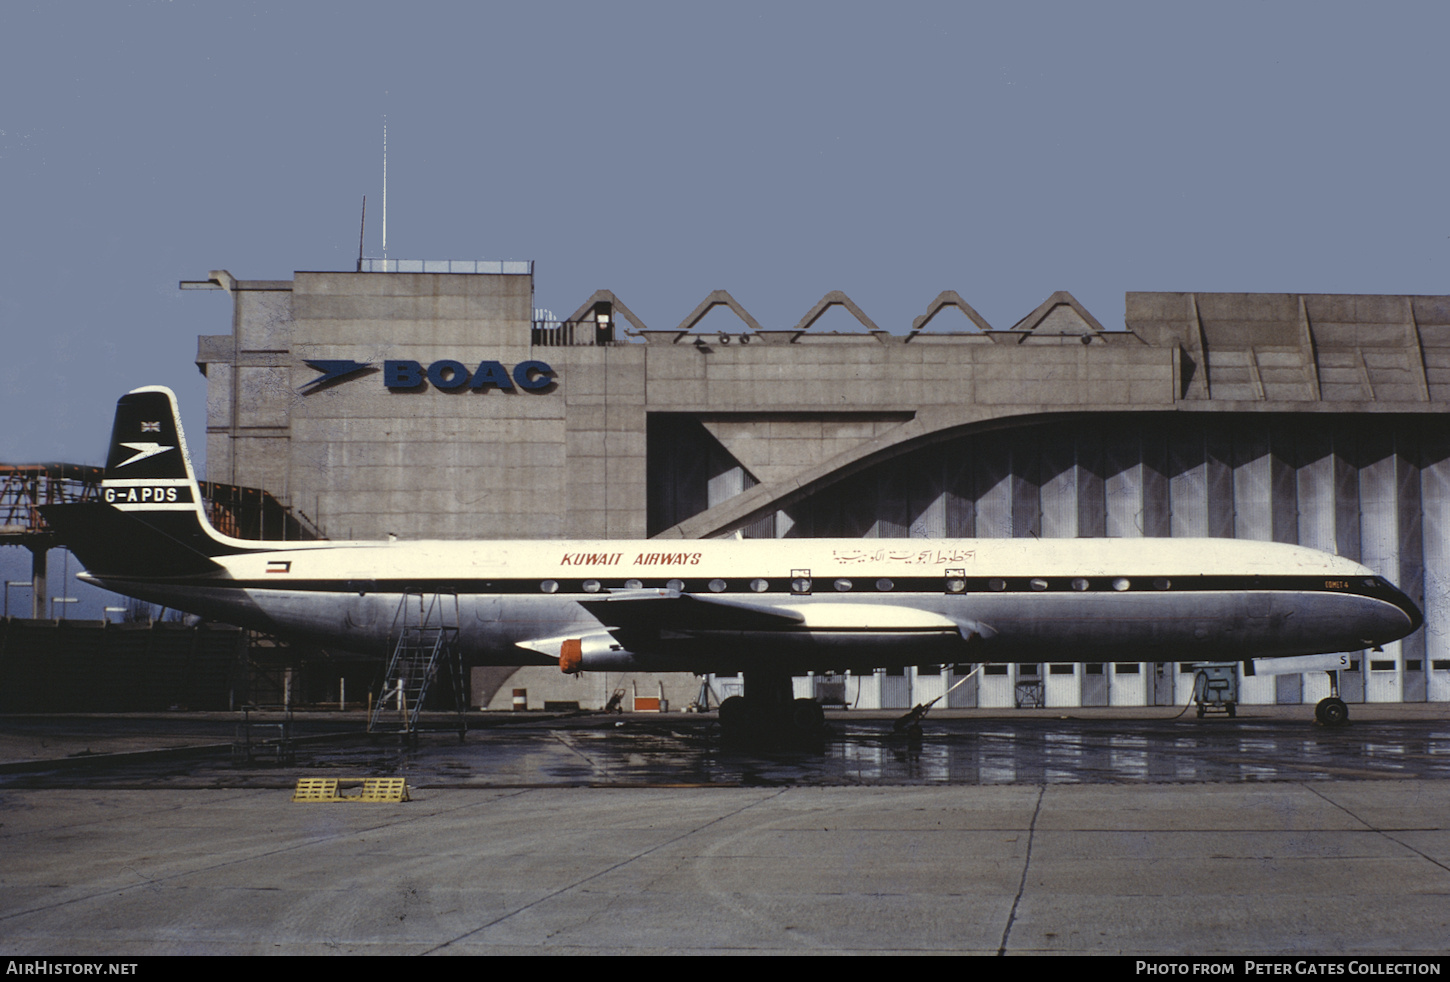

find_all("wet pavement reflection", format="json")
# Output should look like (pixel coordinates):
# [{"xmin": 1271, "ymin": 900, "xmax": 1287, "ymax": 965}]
[{"xmin": 4, "ymin": 711, "xmax": 1450, "ymax": 789}]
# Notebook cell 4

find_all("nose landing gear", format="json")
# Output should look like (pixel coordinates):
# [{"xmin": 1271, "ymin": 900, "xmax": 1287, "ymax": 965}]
[{"xmin": 1314, "ymin": 669, "xmax": 1350, "ymax": 726}]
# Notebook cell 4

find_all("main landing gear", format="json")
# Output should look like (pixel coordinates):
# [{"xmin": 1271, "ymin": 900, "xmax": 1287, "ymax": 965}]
[{"xmin": 717, "ymin": 670, "xmax": 827, "ymax": 744}]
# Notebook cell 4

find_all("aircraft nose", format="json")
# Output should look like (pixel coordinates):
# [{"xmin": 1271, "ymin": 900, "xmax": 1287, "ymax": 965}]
[{"xmin": 1370, "ymin": 579, "xmax": 1423, "ymax": 641}]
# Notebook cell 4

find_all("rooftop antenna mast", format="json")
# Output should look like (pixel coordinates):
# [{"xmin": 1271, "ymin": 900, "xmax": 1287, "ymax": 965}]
[{"xmin": 381, "ymin": 115, "xmax": 388, "ymax": 261}]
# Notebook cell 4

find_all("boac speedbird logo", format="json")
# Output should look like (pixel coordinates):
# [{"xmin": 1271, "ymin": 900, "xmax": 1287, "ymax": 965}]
[
  {"xmin": 300, "ymin": 358, "xmax": 557, "ymax": 394},
  {"xmin": 302, "ymin": 359, "xmax": 376, "ymax": 393},
  {"xmin": 116, "ymin": 443, "xmax": 174, "ymax": 467}
]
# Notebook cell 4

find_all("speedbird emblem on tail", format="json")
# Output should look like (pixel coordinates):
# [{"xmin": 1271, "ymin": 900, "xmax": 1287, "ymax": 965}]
[{"xmin": 115, "ymin": 442, "xmax": 173, "ymax": 468}]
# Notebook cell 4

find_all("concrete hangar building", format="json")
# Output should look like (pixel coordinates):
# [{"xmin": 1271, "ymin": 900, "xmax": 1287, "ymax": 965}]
[{"xmin": 186, "ymin": 262, "xmax": 1450, "ymax": 712}]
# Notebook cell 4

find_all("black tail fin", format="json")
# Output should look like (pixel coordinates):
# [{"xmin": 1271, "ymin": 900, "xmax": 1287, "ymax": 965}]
[
  {"xmin": 41, "ymin": 386, "xmax": 252, "ymax": 577},
  {"xmin": 102, "ymin": 385, "xmax": 200, "ymax": 492}
]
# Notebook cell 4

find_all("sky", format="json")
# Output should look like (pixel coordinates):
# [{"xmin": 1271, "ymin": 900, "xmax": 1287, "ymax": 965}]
[{"xmin": 2, "ymin": 0, "xmax": 1448, "ymax": 615}]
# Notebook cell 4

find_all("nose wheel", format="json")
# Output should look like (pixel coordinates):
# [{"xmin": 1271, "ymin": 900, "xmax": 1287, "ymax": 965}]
[{"xmin": 1314, "ymin": 697, "xmax": 1349, "ymax": 726}]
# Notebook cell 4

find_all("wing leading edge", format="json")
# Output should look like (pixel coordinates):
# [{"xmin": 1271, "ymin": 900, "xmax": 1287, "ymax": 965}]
[{"xmin": 550, "ymin": 589, "xmax": 995, "ymax": 672}]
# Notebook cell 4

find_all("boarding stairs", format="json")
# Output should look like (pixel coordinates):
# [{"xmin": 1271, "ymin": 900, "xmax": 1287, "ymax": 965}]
[{"xmin": 368, "ymin": 591, "xmax": 466, "ymax": 738}]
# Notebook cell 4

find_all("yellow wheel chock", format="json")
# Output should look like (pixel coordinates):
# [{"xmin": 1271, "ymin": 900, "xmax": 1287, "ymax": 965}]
[{"xmin": 292, "ymin": 777, "xmax": 411, "ymax": 802}]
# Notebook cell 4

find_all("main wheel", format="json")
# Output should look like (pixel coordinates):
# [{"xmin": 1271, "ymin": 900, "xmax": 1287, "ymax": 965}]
[
  {"xmin": 718, "ymin": 695, "xmax": 751, "ymax": 733},
  {"xmin": 789, "ymin": 698, "xmax": 825, "ymax": 736}
]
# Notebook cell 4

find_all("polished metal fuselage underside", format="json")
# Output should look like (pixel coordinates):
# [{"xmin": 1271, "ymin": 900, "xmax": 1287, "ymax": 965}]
[{"xmin": 87, "ymin": 575, "xmax": 1415, "ymax": 673}]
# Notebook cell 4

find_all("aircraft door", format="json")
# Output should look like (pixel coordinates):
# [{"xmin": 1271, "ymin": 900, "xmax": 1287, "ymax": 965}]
[
  {"xmin": 471, "ymin": 596, "xmax": 502, "ymax": 624},
  {"xmin": 342, "ymin": 580, "xmax": 380, "ymax": 631}
]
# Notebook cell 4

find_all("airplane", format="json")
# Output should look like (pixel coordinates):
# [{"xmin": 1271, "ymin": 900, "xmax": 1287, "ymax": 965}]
[{"xmin": 39, "ymin": 385, "xmax": 1423, "ymax": 735}]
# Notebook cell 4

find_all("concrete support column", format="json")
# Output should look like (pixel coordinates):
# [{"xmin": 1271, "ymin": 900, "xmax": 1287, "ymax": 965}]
[{"xmin": 28, "ymin": 545, "xmax": 47, "ymax": 620}]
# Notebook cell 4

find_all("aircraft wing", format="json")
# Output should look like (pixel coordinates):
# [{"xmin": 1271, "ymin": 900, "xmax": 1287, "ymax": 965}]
[
  {"xmin": 579, "ymin": 589, "xmax": 805, "ymax": 633},
  {"xmin": 578, "ymin": 589, "xmax": 993, "ymax": 650}
]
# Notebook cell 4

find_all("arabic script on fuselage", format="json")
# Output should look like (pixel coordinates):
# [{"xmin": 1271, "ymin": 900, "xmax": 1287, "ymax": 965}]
[{"xmin": 830, "ymin": 547, "xmax": 975, "ymax": 566}]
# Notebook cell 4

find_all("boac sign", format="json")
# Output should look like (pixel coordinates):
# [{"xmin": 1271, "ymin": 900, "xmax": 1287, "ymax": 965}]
[
  {"xmin": 384, "ymin": 359, "xmax": 555, "ymax": 392},
  {"xmin": 302, "ymin": 359, "xmax": 557, "ymax": 394}
]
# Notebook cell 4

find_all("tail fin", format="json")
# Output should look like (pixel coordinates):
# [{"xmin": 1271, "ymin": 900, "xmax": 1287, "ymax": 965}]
[
  {"xmin": 101, "ymin": 385, "xmax": 203, "ymax": 508},
  {"xmin": 41, "ymin": 386, "xmax": 251, "ymax": 576}
]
